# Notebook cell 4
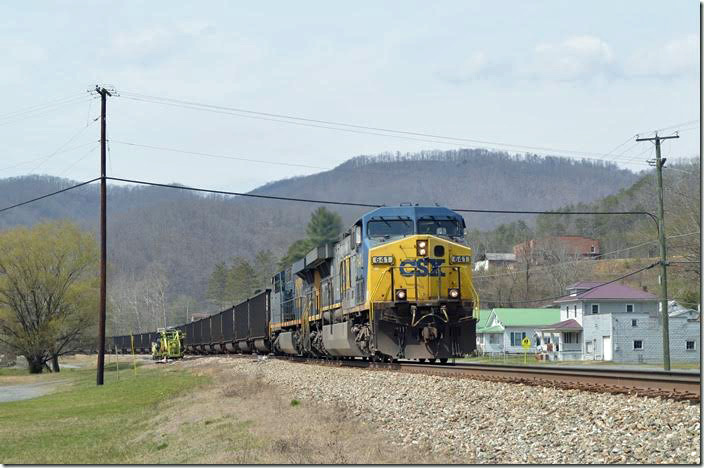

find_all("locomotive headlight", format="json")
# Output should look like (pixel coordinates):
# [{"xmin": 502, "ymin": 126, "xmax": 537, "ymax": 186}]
[
  {"xmin": 395, "ymin": 289, "xmax": 407, "ymax": 301},
  {"xmin": 450, "ymin": 255, "xmax": 471, "ymax": 264},
  {"xmin": 371, "ymin": 255, "xmax": 394, "ymax": 265},
  {"xmin": 448, "ymin": 288, "xmax": 460, "ymax": 299},
  {"xmin": 416, "ymin": 239, "xmax": 428, "ymax": 257}
]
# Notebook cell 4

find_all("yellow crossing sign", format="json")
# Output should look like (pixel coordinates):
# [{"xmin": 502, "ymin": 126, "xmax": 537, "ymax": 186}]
[{"xmin": 521, "ymin": 337, "xmax": 531, "ymax": 349}]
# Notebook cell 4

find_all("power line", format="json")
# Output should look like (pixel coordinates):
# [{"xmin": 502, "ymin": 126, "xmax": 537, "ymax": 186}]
[
  {"xmin": 104, "ymin": 176, "xmax": 658, "ymax": 228},
  {"xmin": 0, "ymin": 95, "xmax": 93, "ymax": 128},
  {"xmin": 474, "ymin": 231, "xmax": 700, "ymax": 280},
  {"xmin": 0, "ymin": 178, "xmax": 100, "ymax": 214},
  {"xmin": 58, "ymin": 144, "xmax": 100, "ymax": 178},
  {"xmin": 451, "ymin": 207, "xmax": 658, "ymax": 227},
  {"xmin": 117, "ymin": 91, "xmax": 652, "ymax": 164},
  {"xmin": 110, "ymin": 140, "xmax": 332, "ymax": 170},
  {"xmin": 636, "ymin": 119, "xmax": 699, "ymax": 136},
  {"xmin": 0, "ymin": 141, "xmax": 97, "ymax": 173},
  {"xmin": 119, "ymin": 95, "xmax": 481, "ymax": 149},
  {"xmin": 0, "ymin": 94, "xmax": 85, "ymax": 121},
  {"xmin": 480, "ymin": 262, "xmax": 658, "ymax": 305},
  {"xmin": 27, "ymin": 118, "xmax": 98, "ymax": 174},
  {"xmin": 105, "ymin": 176, "xmax": 381, "ymax": 208}
]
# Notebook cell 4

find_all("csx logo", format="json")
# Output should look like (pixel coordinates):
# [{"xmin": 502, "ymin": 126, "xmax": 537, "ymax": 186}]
[{"xmin": 399, "ymin": 259, "xmax": 446, "ymax": 277}]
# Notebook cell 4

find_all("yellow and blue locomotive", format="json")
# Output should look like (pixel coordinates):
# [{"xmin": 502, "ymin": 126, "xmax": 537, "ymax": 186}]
[{"xmin": 270, "ymin": 205, "xmax": 479, "ymax": 361}]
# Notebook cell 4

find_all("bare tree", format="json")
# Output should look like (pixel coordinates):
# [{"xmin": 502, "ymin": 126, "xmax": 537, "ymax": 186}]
[{"xmin": 0, "ymin": 222, "xmax": 98, "ymax": 373}]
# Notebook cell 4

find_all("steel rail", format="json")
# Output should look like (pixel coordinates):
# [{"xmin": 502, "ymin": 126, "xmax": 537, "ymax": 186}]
[{"xmin": 273, "ymin": 355, "xmax": 700, "ymax": 403}]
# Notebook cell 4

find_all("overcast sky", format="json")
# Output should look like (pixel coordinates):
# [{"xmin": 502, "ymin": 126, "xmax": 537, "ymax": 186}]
[{"xmin": 1, "ymin": 0, "xmax": 699, "ymax": 192}]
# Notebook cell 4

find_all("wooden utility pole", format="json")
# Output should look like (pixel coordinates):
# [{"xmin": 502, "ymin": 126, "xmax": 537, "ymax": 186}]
[
  {"xmin": 635, "ymin": 132, "xmax": 679, "ymax": 371},
  {"xmin": 96, "ymin": 86, "xmax": 112, "ymax": 385}
]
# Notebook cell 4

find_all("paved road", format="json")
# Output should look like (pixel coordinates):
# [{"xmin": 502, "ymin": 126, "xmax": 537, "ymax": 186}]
[{"xmin": 0, "ymin": 379, "xmax": 69, "ymax": 403}]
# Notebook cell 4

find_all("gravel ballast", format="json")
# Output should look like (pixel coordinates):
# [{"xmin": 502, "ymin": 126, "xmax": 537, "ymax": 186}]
[{"xmin": 214, "ymin": 357, "xmax": 699, "ymax": 464}]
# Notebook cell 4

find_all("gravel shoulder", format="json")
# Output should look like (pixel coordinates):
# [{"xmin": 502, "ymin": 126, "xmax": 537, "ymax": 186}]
[{"xmin": 209, "ymin": 356, "xmax": 700, "ymax": 464}]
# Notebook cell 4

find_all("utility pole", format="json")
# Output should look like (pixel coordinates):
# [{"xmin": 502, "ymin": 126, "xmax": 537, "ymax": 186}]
[
  {"xmin": 96, "ymin": 86, "xmax": 112, "ymax": 385},
  {"xmin": 635, "ymin": 131, "xmax": 679, "ymax": 371}
]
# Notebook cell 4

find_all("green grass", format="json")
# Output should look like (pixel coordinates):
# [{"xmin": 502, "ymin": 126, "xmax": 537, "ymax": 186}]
[
  {"xmin": 0, "ymin": 368, "xmax": 34, "ymax": 376},
  {"xmin": 0, "ymin": 362, "xmax": 206, "ymax": 464}
]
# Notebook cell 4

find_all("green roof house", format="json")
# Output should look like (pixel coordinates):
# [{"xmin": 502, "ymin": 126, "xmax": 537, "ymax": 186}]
[{"xmin": 476, "ymin": 308, "xmax": 560, "ymax": 354}]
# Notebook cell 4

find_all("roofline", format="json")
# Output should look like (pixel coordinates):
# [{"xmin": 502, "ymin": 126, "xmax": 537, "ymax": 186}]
[{"xmin": 554, "ymin": 297, "xmax": 657, "ymax": 303}]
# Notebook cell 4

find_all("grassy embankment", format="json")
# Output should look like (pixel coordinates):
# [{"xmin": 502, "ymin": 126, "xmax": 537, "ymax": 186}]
[
  {"xmin": 1, "ymin": 356, "xmax": 445, "ymax": 464},
  {"xmin": 0, "ymin": 359, "xmax": 206, "ymax": 464}
]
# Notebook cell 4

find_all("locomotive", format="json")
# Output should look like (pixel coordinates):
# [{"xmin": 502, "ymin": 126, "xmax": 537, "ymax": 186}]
[{"xmin": 110, "ymin": 205, "xmax": 479, "ymax": 362}]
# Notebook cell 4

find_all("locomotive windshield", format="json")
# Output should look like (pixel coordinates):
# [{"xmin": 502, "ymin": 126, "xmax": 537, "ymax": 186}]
[
  {"xmin": 367, "ymin": 218, "xmax": 414, "ymax": 238},
  {"xmin": 417, "ymin": 218, "xmax": 463, "ymax": 238}
]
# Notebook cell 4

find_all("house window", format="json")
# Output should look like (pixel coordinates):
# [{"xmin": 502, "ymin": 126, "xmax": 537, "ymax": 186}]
[
  {"xmin": 510, "ymin": 332, "xmax": 526, "ymax": 347},
  {"xmin": 535, "ymin": 336, "xmax": 541, "ymax": 346},
  {"xmin": 489, "ymin": 334, "xmax": 499, "ymax": 344},
  {"xmin": 563, "ymin": 332, "xmax": 580, "ymax": 344},
  {"xmin": 586, "ymin": 341, "xmax": 594, "ymax": 353},
  {"xmin": 626, "ymin": 304, "xmax": 634, "ymax": 313},
  {"xmin": 631, "ymin": 319, "xmax": 637, "ymax": 327},
  {"xmin": 686, "ymin": 341, "xmax": 695, "ymax": 350},
  {"xmin": 591, "ymin": 304, "xmax": 599, "ymax": 314},
  {"xmin": 633, "ymin": 340, "xmax": 643, "ymax": 350}
]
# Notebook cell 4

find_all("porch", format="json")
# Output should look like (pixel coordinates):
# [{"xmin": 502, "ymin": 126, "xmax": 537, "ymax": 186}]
[{"xmin": 538, "ymin": 319, "xmax": 583, "ymax": 361}]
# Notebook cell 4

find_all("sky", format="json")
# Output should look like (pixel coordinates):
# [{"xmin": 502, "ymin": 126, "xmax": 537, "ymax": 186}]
[{"xmin": 0, "ymin": 0, "xmax": 700, "ymax": 192}]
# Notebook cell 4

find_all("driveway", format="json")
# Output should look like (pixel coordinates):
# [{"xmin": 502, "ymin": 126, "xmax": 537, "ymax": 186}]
[{"xmin": 0, "ymin": 379, "xmax": 69, "ymax": 403}]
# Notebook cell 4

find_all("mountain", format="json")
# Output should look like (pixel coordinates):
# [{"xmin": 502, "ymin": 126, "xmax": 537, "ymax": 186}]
[{"xmin": 0, "ymin": 148, "xmax": 640, "ymax": 308}]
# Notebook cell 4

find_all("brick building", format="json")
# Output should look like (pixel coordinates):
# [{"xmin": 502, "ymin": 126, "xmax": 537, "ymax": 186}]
[{"xmin": 513, "ymin": 236, "xmax": 600, "ymax": 260}]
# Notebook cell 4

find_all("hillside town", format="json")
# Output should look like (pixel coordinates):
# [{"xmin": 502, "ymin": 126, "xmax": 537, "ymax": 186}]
[{"xmin": 474, "ymin": 235, "xmax": 700, "ymax": 364}]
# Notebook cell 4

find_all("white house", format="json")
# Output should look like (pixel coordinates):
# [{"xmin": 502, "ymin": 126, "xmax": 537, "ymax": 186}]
[
  {"xmin": 474, "ymin": 253, "xmax": 517, "ymax": 272},
  {"xmin": 539, "ymin": 281, "xmax": 700, "ymax": 363}
]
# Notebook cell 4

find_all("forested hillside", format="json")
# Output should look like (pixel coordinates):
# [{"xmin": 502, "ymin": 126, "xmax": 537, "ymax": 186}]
[
  {"xmin": 471, "ymin": 158, "xmax": 699, "ymax": 259},
  {"xmin": 472, "ymin": 158, "xmax": 700, "ymax": 309},
  {"xmin": 0, "ymin": 148, "xmax": 641, "ymax": 330}
]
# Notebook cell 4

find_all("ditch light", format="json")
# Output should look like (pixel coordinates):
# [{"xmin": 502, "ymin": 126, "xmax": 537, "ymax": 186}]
[{"xmin": 395, "ymin": 289, "xmax": 407, "ymax": 301}]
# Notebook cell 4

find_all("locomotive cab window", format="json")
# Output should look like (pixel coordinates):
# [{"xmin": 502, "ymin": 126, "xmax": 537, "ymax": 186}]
[
  {"xmin": 417, "ymin": 218, "xmax": 463, "ymax": 238},
  {"xmin": 367, "ymin": 218, "xmax": 414, "ymax": 238}
]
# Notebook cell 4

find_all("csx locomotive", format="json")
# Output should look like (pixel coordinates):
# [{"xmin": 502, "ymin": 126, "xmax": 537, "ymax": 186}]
[{"xmin": 110, "ymin": 205, "xmax": 479, "ymax": 362}]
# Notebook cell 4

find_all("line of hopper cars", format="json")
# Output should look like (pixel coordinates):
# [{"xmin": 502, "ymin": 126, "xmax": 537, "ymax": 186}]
[{"xmin": 111, "ymin": 289, "xmax": 271, "ymax": 355}]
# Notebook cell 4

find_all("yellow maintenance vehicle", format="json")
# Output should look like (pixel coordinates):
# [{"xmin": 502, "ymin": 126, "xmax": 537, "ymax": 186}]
[{"xmin": 151, "ymin": 327, "xmax": 185, "ymax": 360}]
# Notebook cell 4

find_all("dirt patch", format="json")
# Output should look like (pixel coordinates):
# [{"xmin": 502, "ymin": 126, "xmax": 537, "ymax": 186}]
[{"xmin": 131, "ymin": 356, "xmax": 453, "ymax": 464}]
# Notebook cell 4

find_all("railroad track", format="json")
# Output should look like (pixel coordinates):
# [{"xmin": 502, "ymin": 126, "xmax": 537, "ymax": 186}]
[{"xmin": 272, "ymin": 355, "xmax": 701, "ymax": 403}]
